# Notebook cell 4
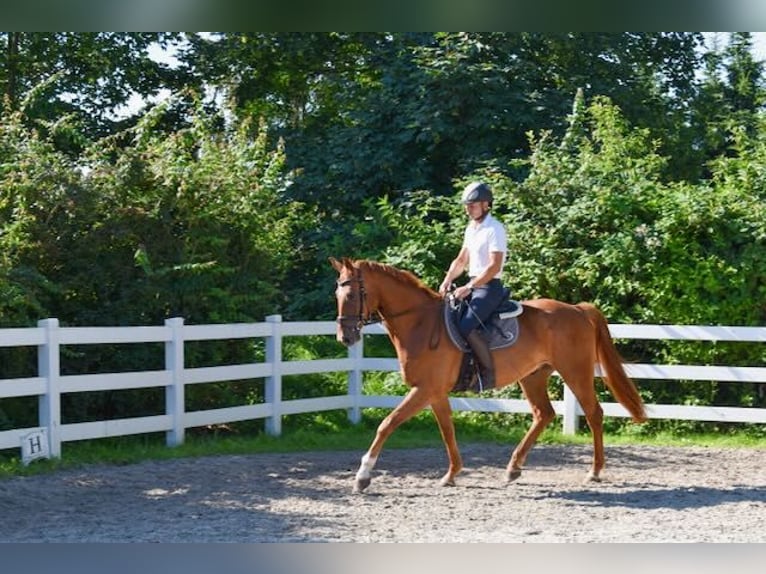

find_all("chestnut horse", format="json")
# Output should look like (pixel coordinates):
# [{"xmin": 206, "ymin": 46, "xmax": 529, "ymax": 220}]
[{"xmin": 330, "ymin": 257, "xmax": 647, "ymax": 493}]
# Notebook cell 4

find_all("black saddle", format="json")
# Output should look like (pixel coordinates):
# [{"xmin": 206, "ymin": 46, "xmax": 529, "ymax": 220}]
[
  {"xmin": 445, "ymin": 288, "xmax": 522, "ymax": 352},
  {"xmin": 445, "ymin": 288, "xmax": 523, "ymax": 393}
]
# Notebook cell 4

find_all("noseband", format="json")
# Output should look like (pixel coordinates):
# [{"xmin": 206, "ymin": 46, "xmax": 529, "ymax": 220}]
[{"xmin": 336, "ymin": 270, "xmax": 381, "ymax": 333}]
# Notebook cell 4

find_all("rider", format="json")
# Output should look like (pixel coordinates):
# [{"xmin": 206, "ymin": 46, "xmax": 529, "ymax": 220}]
[{"xmin": 438, "ymin": 181, "xmax": 507, "ymax": 390}]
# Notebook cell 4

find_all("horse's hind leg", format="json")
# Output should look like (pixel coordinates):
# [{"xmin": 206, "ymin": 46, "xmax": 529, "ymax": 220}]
[
  {"xmin": 354, "ymin": 386, "xmax": 432, "ymax": 493},
  {"xmin": 431, "ymin": 395, "xmax": 463, "ymax": 486},
  {"xmin": 557, "ymin": 367, "xmax": 605, "ymax": 482},
  {"xmin": 506, "ymin": 366, "xmax": 556, "ymax": 483}
]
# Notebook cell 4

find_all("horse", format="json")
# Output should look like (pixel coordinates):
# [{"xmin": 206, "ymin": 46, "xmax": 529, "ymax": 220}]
[{"xmin": 330, "ymin": 257, "xmax": 647, "ymax": 493}]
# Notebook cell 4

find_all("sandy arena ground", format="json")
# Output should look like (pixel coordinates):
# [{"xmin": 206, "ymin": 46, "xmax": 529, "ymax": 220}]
[{"xmin": 1, "ymin": 443, "xmax": 765, "ymax": 542}]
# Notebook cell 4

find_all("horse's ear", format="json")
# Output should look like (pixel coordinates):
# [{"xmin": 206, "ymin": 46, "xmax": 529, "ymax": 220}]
[{"xmin": 329, "ymin": 257, "xmax": 343, "ymax": 272}]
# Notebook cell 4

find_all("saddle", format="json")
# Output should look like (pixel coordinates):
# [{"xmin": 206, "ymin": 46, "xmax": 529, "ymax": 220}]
[{"xmin": 445, "ymin": 288, "xmax": 523, "ymax": 393}]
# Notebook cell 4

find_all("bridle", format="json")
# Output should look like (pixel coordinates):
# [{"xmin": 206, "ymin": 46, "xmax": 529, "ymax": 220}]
[
  {"xmin": 335, "ymin": 269, "xmax": 381, "ymax": 334},
  {"xmin": 335, "ymin": 265, "xmax": 445, "ymax": 346}
]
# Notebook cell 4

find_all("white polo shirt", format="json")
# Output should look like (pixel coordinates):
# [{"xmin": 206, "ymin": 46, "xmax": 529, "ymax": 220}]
[{"xmin": 462, "ymin": 213, "xmax": 507, "ymax": 279}]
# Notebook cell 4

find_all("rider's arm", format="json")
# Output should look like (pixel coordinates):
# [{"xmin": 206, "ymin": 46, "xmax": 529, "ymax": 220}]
[
  {"xmin": 451, "ymin": 250, "xmax": 503, "ymax": 300},
  {"xmin": 439, "ymin": 247, "xmax": 469, "ymax": 295}
]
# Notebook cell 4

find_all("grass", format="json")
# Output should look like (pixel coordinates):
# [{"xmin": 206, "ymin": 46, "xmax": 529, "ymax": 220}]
[{"xmin": 1, "ymin": 412, "xmax": 764, "ymax": 479}]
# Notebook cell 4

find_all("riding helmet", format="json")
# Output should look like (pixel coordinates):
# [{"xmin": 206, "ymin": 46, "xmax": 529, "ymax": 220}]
[{"xmin": 461, "ymin": 182, "xmax": 493, "ymax": 206}]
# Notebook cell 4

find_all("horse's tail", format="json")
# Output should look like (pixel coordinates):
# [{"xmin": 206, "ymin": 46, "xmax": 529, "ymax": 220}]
[{"xmin": 577, "ymin": 303, "xmax": 647, "ymax": 423}]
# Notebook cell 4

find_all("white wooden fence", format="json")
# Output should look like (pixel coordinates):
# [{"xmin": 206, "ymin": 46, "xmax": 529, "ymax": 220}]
[{"xmin": 1, "ymin": 316, "xmax": 765, "ymax": 458}]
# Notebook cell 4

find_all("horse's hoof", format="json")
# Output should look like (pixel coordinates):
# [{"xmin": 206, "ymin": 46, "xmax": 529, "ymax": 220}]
[
  {"xmin": 353, "ymin": 477, "xmax": 371, "ymax": 493},
  {"xmin": 584, "ymin": 473, "xmax": 602, "ymax": 484},
  {"xmin": 439, "ymin": 476, "xmax": 456, "ymax": 487},
  {"xmin": 505, "ymin": 469, "xmax": 522, "ymax": 483}
]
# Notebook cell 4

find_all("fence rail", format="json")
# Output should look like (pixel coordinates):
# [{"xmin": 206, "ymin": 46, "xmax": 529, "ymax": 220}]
[{"xmin": 1, "ymin": 316, "xmax": 764, "ymax": 458}]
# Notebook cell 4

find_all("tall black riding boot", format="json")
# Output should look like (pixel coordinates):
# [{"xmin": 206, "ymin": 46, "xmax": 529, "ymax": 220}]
[{"xmin": 466, "ymin": 330, "xmax": 495, "ymax": 391}]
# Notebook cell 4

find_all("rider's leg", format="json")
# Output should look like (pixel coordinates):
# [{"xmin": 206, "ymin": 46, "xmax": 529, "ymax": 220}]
[
  {"xmin": 465, "ymin": 329, "xmax": 495, "ymax": 390},
  {"xmin": 458, "ymin": 279, "xmax": 504, "ymax": 391}
]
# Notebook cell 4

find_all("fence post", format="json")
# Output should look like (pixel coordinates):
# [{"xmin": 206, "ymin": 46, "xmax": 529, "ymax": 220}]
[
  {"xmin": 37, "ymin": 318, "xmax": 61, "ymax": 458},
  {"xmin": 165, "ymin": 317, "xmax": 185, "ymax": 447},
  {"xmin": 347, "ymin": 336, "xmax": 363, "ymax": 424},
  {"xmin": 265, "ymin": 315, "xmax": 283, "ymax": 436},
  {"xmin": 562, "ymin": 384, "xmax": 580, "ymax": 435}
]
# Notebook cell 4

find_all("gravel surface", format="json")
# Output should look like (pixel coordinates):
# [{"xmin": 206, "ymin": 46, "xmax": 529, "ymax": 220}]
[{"xmin": 1, "ymin": 443, "xmax": 765, "ymax": 542}]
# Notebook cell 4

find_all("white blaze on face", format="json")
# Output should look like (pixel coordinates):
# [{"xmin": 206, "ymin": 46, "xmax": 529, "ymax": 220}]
[{"xmin": 336, "ymin": 279, "xmax": 353, "ymax": 314}]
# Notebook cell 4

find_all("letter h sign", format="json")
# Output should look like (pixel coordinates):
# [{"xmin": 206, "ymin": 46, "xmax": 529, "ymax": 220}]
[{"xmin": 21, "ymin": 429, "xmax": 50, "ymax": 466}]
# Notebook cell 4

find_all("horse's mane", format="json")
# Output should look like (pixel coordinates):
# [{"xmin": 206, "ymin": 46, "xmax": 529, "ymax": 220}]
[{"xmin": 354, "ymin": 259, "xmax": 441, "ymax": 301}]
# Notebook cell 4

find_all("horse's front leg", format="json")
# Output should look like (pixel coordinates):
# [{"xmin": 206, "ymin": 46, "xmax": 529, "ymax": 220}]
[
  {"xmin": 354, "ymin": 386, "xmax": 432, "ymax": 493},
  {"xmin": 430, "ymin": 395, "xmax": 463, "ymax": 486}
]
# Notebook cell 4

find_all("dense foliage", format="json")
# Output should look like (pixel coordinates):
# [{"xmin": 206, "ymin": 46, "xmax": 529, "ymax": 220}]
[{"xmin": 1, "ymin": 32, "xmax": 764, "ymax": 436}]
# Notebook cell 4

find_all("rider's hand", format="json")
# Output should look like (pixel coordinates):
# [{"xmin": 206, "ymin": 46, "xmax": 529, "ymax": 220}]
[
  {"xmin": 454, "ymin": 284, "xmax": 472, "ymax": 300},
  {"xmin": 438, "ymin": 280, "xmax": 451, "ymax": 296}
]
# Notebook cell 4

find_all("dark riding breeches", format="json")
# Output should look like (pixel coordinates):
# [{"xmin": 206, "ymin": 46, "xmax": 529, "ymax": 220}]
[{"xmin": 458, "ymin": 278, "xmax": 504, "ymax": 338}]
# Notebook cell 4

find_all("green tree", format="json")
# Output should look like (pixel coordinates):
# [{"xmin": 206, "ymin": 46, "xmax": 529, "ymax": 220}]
[
  {"xmin": 0, "ymin": 93, "xmax": 79, "ymax": 327},
  {"xmin": 79, "ymin": 98, "xmax": 299, "ymax": 326},
  {"xmin": 1, "ymin": 89, "xmax": 302, "ymax": 426},
  {"xmin": 212, "ymin": 32, "xmax": 701, "ymax": 319},
  {"xmin": 690, "ymin": 32, "xmax": 766, "ymax": 179},
  {"xmin": 0, "ymin": 32, "xmax": 182, "ymax": 147},
  {"xmin": 500, "ymin": 95, "xmax": 667, "ymax": 321}
]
